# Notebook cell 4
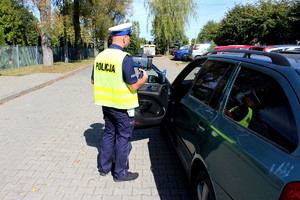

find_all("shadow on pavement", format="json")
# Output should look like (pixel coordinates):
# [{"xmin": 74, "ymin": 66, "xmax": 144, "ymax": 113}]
[
  {"xmin": 133, "ymin": 126, "xmax": 192, "ymax": 200},
  {"xmin": 84, "ymin": 123, "xmax": 191, "ymax": 199},
  {"xmin": 84, "ymin": 123, "xmax": 104, "ymax": 148}
]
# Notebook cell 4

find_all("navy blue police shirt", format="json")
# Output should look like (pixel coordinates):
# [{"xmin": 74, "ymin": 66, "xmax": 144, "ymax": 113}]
[{"xmin": 91, "ymin": 44, "xmax": 138, "ymax": 85}]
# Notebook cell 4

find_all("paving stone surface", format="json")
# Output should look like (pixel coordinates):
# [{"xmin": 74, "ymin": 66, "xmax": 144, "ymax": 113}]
[{"xmin": 0, "ymin": 56, "xmax": 191, "ymax": 200}]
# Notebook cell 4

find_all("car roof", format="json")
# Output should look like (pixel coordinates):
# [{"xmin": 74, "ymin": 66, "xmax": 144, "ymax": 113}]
[
  {"xmin": 250, "ymin": 45, "xmax": 300, "ymax": 51},
  {"xmin": 214, "ymin": 45, "xmax": 259, "ymax": 50},
  {"xmin": 208, "ymin": 49, "xmax": 300, "ymax": 68},
  {"xmin": 267, "ymin": 45, "xmax": 300, "ymax": 48}
]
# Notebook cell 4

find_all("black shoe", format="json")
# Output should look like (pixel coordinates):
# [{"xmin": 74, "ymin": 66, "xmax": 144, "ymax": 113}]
[{"xmin": 113, "ymin": 172, "xmax": 139, "ymax": 182}]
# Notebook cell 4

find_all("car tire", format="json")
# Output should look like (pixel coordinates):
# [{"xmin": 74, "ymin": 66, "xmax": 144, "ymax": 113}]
[
  {"xmin": 182, "ymin": 54, "xmax": 188, "ymax": 61},
  {"xmin": 193, "ymin": 171, "xmax": 216, "ymax": 200}
]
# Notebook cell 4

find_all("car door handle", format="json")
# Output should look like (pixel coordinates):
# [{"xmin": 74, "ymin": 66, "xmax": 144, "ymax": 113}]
[{"xmin": 197, "ymin": 121, "xmax": 205, "ymax": 133}]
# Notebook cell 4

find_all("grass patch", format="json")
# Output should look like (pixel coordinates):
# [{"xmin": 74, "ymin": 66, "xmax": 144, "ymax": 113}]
[
  {"xmin": 180, "ymin": 61, "xmax": 190, "ymax": 64},
  {"xmin": 0, "ymin": 58, "xmax": 94, "ymax": 76}
]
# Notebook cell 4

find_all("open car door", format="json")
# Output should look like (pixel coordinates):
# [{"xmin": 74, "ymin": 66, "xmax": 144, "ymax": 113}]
[{"xmin": 133, "ymin": 55, "xmax": 170, "ymax": 127}]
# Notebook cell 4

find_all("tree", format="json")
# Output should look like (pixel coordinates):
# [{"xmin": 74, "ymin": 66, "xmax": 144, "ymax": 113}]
[
  {"xmin": 215, "ymin": 3, "xmax": 258, "ymax": 45},
  {"xmin": 146, "ymin": 0, "xmax": 197, "ymax": 55},
  {"xmin": 80, "ymin": 0, "xmax": 132, "ymax": 55},
  {"xmin": 126, "ymin": 21, "xmax": 143, "ymax": 55},
  {"xmin": 73, "ymin": 0, "xmax": 81, "ymax": 60},
  {"xmin": 214, "ymin": 0, "xmax": 299, "ymax": 45},
  {"xmin": 197, "ymin": 20, "xmax": 220, "ymax": 44},
  {"xmin": 253, "ymin": 0, "xmax": 296, "ymax": 44},
  {"xmin": 288, "ymin": 0, "xmax": 300, "ymax": 44},
  {"xmin": 0, "ymin": 0, "xmax": 39, "ymax": 45},
  {"xmin": 33, "ymin": 0, "xmax": 53, "ymax": 66},
  {"xmin": 53, "ymin": 0, "xmax": 72, "ymax": 62},
  {"xmin": 51, "ymin": 8, "xmax": 76, "ymax": 46}
]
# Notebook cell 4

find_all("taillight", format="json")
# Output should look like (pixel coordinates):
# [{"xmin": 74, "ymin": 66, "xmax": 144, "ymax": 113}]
[{"xmin": 280, "ymin": 182, "xmax": 300, "ymax": 200}]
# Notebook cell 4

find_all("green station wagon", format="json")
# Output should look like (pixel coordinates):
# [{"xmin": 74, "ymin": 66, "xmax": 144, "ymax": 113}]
[{"xmin": 162, "ymin": 50, "xmax": 300, "ymax": 200}]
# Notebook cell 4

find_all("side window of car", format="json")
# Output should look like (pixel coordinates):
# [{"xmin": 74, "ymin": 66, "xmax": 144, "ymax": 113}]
[
  {"xmin": 170, "ymin": 60, "xmax": 204, "ymax": 102},
  {"xmin": 225, "ymin": 67, "xmax": 298, "ymax": 152},
  {"xmin": 191, "ymin": 61, "xmax": 233, "ymax": 109}
]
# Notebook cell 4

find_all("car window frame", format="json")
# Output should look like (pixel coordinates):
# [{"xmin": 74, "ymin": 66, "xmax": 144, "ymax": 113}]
[
  {"xmin": 169, "ymin": 58, "xmax": 207, "ymax": 102},
  {"xmin": 189, "ymin": 60, "xmax": 235, "ymax": 109},
  {"xmin": 186, "ymin": 57, "xmax": 241, "ymax": 112}
]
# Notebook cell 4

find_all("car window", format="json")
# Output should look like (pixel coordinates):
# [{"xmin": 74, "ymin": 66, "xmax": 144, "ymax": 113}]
[
  {"xmin": 191, "ymin": 61, "xmax": 234, "ymax": 109},
  {"xmin": 170, "ymin": 59, "xmax": 205, "ymax": 102},
  {"xmin": 225, "ymin": 67, "xmax": 298, "ymax": 152},
  {"xmin": 133, "ymin": 66, "xmax": 161, "ymax": 84}
]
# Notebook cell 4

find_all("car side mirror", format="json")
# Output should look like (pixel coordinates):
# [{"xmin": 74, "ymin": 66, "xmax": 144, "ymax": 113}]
[{"xmin": 147, "ymin": 75, "xmax": 159, "ymax": 83}]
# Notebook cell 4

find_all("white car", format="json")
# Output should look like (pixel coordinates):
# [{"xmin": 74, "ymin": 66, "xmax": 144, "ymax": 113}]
[
  {"xmin": 188, "ymin": 43, "xmax": 211, "ymax": 60},
  {"xmin": 250, "ymin": 45, "xmax": 300, "ymax": 52}
]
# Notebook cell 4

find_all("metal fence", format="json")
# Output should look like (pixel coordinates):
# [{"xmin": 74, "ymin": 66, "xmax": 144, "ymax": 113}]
[{"xmin": 0, "ymin": 45, "xmax": 94, "ymax": 70}]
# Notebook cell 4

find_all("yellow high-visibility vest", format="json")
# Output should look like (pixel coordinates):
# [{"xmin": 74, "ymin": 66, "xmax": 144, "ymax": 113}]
[
  {"xmin": 229, "ymin": 106, "xmax": 253, "ymax": 128},
  {"xmin": 93, "ymin": 48, "xmax": 138, "ymax": 109}
]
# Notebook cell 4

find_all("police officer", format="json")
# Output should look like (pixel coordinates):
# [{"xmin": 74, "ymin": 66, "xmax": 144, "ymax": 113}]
[{"xmin": 91, "ymin": 23, "xmax": 148, "ymax": 182}]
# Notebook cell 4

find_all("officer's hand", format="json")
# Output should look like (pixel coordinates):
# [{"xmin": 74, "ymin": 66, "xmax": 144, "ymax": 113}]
[
  {"xmin": 128, "ymin": 69, "xmax": 148, "ymax": 91},
  {"xmin": 91, "ymin": 79, "xmax": 94, "ymax": 85},
  {"xmin": 138, "ymin": 69, "xmax": 148, "ymax": 80}
]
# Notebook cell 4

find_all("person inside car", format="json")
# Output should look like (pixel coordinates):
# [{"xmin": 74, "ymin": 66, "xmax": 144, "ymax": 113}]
[{"xmin": 226, "ymin": 91, "xmax": 258, "ymax": 128}]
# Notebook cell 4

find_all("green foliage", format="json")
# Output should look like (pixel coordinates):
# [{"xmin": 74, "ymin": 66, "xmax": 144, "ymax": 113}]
[
  {"xmin": 51, "ymin": 8, "xmax": 75, "ymax": 47},
  {"xmin": 126, "ymin": 21, "xmax": 143, "ymax": 55},
  {"xmin": 215, "ymin": 3, "xmax": 258, "ymax": 45},
  {"xmin": 213, "ymin": 0, "xmax": 300, "ymax": 45},
  {"xmin": 197, "ymin": 20, "xmax": 220, "ymax": 43},
  {"xmin": 0, "ymin": 0, "xmax": 39, "ymax": 45},
  {"xmin": 146, "ymin": 0, "xmax": 197, "ymax": 54},
  {"xmin": 208, "ymin": 41, "xmax": 217, "ymax": 50},
  {"xmin": 80, "ymin": 0, "xmax": 133, "ymax": 50},
  {"xmin": 0, "ymin": 28, "xmax": 7, "ymax": 45}
]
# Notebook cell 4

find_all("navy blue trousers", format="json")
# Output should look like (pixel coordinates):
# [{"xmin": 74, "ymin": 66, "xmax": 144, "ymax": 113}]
[{"xmin": 98, "ymin": 106, "xmax": 135, "ymax": 180}]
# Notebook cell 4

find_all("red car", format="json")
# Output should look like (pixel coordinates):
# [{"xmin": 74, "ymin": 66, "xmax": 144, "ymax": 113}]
[{"xmin": 214, "ymin": 45, "xmax": 259, "ymax": 51}]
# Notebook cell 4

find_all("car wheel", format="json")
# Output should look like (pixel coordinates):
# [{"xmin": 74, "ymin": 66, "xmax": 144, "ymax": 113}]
[
  {"xmin": 193, "ymin": 171, "xmax": 216, "ymax": 200},
  {"xmin": 182, "ymin": 54, "xmax": 188, "ymax": 61}
]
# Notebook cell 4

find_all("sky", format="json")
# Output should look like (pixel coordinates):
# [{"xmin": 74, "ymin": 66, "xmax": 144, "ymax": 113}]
[{"xmin": 128, "ymin": 0, "xmax": 258, "ymax": 42}]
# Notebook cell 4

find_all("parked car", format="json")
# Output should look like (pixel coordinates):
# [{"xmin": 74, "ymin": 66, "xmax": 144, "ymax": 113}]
[
  {"xmin": 174, "ymin": 47, "xmax": 190, "ymax": 61},
  {"xmin": 188, "ymin": 43, "xmax": 211, "ymax": 60},
  {"xmin": 250, "ymin": 45, "xmax": 300, "ymax": 52},
  {"xmin": 133, "ymin": 51, "xmax": 300, "ymax": 200},
  {"xmin": 171, "ymin": 45, "xmax": 189, "ymax": 56},
  {"xmin": 163, "ymin": 49, "xmax": 300, "ymax": 200},
  {"xmin": 170, "ymin": 46, "xmax": 180, "ymax": 55},
  {"xmin": 214, "ymin": 45, "xmax": 259, "ymax": 51}
]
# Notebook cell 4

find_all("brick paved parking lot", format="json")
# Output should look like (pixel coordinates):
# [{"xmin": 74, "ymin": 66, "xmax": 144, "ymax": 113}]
[{"xmin": 0, "ymin": 56, "xmax": 192, "ymax": 200}]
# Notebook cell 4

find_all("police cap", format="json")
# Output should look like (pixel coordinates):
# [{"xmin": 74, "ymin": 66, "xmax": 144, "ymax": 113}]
[{"xmin": 109, "ymin": 23, "xmax": 132, "ymax": 36}]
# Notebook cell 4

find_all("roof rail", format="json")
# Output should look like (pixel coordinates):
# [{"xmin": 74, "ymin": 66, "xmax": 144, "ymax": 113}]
[{"xmin": 211, "ymin": 49, "xmax": 291, "ymax": 67}]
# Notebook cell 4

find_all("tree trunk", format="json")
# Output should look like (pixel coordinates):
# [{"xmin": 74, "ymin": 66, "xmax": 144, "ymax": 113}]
[
  {"xmin": 165, "ymin": 43, "xmax": 169, "ymax": 56},
  {"xmin": 63, "ymin": 19, "xmax": 69, "ymax": 63},
  {"xmin": 92, "ymin": 21, "xmax": 99, "ymax": 56},
  {"xmin": 104, "ymin": 36, "xmax": 108, "ymax": 49},
  {"xmin": 93, "ymin": 37, "xmax": 99, "ymax": 56},
  {"xmin": 63, "ymin": 0, "xmax": 69, "ymax": 63},
  {"xmin": 38, "ymin": 0, "xmax": 53, "ymax": 66},
  {"xmin": 73, "ymin": 0, "xmax": 82, "ymax": 60}
]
